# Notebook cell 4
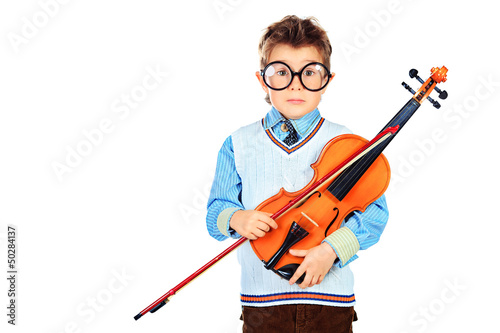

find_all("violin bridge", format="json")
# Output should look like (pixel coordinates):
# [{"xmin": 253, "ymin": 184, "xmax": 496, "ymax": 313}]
[{"xmin": 300, "ymin": 212, "xmax": 319, "ymax": 227}]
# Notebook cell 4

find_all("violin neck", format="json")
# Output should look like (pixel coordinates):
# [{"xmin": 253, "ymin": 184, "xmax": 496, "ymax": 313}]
[
  {"xmin": 378, "ymin": 98, "xmax": 421, "ymax": 138},
  {"xmin": 327, "ymin": 98, "xmax": 421, "ymax": 201}
]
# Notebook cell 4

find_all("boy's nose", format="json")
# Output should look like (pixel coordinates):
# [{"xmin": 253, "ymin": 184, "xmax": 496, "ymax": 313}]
[{"xmin": 288, "ymin": 74, "xmax": 303, "ymax": 90}]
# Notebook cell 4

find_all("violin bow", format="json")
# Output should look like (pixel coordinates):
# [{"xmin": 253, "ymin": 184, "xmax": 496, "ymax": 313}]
[
  {"xmin": 133, "ymin": 125, "xmax": 398, "ymax": 320},
  {"xmin": 134, "ymin": 66, "xmax": 448, "ymax": 320}
]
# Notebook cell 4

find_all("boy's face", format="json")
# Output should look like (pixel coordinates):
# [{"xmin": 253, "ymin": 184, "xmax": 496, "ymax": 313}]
[{"xmin": 256, "ymin": 44, "xmax": 333, "ymax": 119}]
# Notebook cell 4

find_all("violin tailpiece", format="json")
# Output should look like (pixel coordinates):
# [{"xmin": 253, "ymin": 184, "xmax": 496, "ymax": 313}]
[
  {"xmin": 263, "ymin": 221, "xmax": 309, "ymax": 271},
  {"xmin": 275, "ymin": 264, "xmax": 306, "ymax": 284}
]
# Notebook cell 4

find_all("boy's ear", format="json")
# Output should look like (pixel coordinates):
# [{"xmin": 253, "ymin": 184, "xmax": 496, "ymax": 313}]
[
  {"xmin": 255, "ymin": 71, "xmax": 269, "ymax": 93},
  {"xmin": 321, "ymin": 72, "xmax": 336, "ymax": 95}
]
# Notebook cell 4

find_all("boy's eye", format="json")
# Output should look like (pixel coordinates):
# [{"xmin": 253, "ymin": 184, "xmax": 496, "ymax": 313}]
[
  {"xmin": 303, "ymin": 70, "xmax": 315, "ymax": 76},
  {"xmin": 277, "ymin": 70, "xmax": 289, "ymax": 76}
]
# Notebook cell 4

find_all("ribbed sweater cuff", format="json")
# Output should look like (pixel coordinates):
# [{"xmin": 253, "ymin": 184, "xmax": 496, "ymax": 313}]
[
  {"xmin": 217, "ymin": 207, "xmax": 241, "ymax": 238},
  {"xmin": 323, "ymin": 227, "xmax": 360, "ymax": 266}
]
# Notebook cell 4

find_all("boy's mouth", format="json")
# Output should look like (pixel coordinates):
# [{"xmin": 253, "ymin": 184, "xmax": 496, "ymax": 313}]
[{"xmin": 287, "ymin": 99, "xmax": 305, "ymax": 105}]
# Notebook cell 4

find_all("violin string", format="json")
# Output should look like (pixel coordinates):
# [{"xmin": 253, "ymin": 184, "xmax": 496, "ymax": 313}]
[
  {"xmin": 332, "ymin": 102, "xmax": 415, "ymax": 199},
  {"xmin": 334, "ymin": 144, "xmax": 387, "ymax": 200},
  {"xmin": 327, "ymin": 136, "xmax": 391, "ymax": 199},
  {"xmin": 329, "ymin": 145, "xmax": 384, "ymax": 200},
  {"xmin": 328, "ymin": 100, "xmax": 419, "ymax": 200},
  {"xmin": 335, "ymin": 124, "xmax": 402, "ymax": 198},
  {"xmin": 332, "ymin": 100, "xmax": 417, "ymax": 199}
]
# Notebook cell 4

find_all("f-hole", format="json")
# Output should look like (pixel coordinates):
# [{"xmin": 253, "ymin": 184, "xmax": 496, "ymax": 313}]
[
  {"xmin": 324, "ymin": 207, "xmax": 339, "ymax": 237},
  {"xmin": 311, "ymin": 191, "xmax": 322, "ymax": 198},
  {"xmin": 293, "ymin": 190, "xmax": 322, "ymax": 208}
]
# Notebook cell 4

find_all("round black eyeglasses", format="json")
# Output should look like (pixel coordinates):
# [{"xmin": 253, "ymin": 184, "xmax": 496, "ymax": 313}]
[{"xmin": 260, "ymin": 61, "xmax": 332, "ymax": 92}]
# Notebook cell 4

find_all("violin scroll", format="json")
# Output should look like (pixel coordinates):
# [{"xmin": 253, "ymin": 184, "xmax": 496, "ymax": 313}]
[{"xmin": 431, "ymin": 66, "xmax": 448, "ymax": 83}]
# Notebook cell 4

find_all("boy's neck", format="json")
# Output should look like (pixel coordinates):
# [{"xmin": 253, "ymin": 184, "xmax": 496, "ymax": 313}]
[{"xmin": 265, "ymin": 107, "xmax": 321, "ymax": 136}]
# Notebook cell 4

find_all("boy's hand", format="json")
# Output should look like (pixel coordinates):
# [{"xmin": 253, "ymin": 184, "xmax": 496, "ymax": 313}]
[
  {"xmin": 288, "ymin": 243, "xmax": 337, "ymax": 289},
  {"xmin": 229, "ymin": 210, "xmax": 278, "ymax": 240}
]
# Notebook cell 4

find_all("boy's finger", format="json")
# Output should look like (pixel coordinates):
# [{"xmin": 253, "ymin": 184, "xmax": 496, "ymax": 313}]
[
  {"xmin": 256, "ymin": 221, "xmax": 271, "ymax": 232},
  {"xmin": 266, "ymin": 218, "xmax": 279, "ymax": 229},
  {"xmin": 289, "ymin": 266, "xmax": 306, "ymax": 286},
  {"xmin": 261, "ymin": 212, "xmax": 278, "ymax": 229},
  {"xmin": 253, "ymin": 229, "xmax": 266, "ymax": 238},
  {"xmin": 246, "ymin": 233, "xmax": 257, "ymax": 240},
  {"xmin": 298, "ymin": 274, "xmax": 311, "ymax": 289},
  {"xmin": 289, "ymin": 249, "xmax": 308, "ymax": 257}
]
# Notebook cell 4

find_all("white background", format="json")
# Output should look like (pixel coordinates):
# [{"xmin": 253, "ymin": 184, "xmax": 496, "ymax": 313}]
[{"xmin": 1, "ymin": 0, "xmax": 499, "ymax": 332}]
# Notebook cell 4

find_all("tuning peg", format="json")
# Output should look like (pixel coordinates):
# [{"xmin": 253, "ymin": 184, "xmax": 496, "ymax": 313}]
[
  {"xmin": 427, "ymin": 95, "xmax": 441, "ymax": 109},
  {"xmin": 433, "ymin": 86, "xmax": 448, "ymax": 100},
  {"xmin": 409, "ymin": 69, "xmax": 425, "ymax": 85},
  {"xmin": 402, "ymin": 81, "xmax": 416, "ymax": 94},
  {"xmin": 409, "ymin": 69, "xmax": 418, "ymax": 79}
]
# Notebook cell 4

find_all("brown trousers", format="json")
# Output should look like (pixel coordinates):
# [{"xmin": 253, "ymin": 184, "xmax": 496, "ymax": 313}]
[{"xmin": 241, "ymin": 304, "xmax": 357, "ymax": 333}]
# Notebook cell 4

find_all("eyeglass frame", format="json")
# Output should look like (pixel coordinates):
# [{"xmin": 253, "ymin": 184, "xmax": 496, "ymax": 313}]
[{"xmin": 259, "ymin": 61, "xmax": 333, "ymax": 92}]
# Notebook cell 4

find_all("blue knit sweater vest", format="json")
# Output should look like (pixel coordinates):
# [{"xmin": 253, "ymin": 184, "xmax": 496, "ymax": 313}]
[{"xmin": 231, "ymin": 117, "xmax": 357, "ymax": 307}]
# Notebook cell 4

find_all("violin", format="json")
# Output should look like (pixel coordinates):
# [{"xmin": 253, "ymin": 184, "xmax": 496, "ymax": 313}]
[{"xmin": 134, "ymin": 66, "xmax": 449, "ymax": 320}]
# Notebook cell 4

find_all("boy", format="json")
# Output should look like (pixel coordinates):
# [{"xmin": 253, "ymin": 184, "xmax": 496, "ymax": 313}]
[{"xmin": 207, "ymin": 15, "xmax": 388, "ymax": 332}]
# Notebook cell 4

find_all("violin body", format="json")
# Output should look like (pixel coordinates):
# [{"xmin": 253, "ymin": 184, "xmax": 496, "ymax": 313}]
[{"xmin": 250, "ymin": 134, "xmax": 390, "ymax": 280}]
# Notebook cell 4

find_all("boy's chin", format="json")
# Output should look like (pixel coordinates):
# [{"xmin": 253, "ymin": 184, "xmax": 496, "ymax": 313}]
[{"xmin": 276, "ymin": 105, "xmax": 316, "ymax": 119}]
